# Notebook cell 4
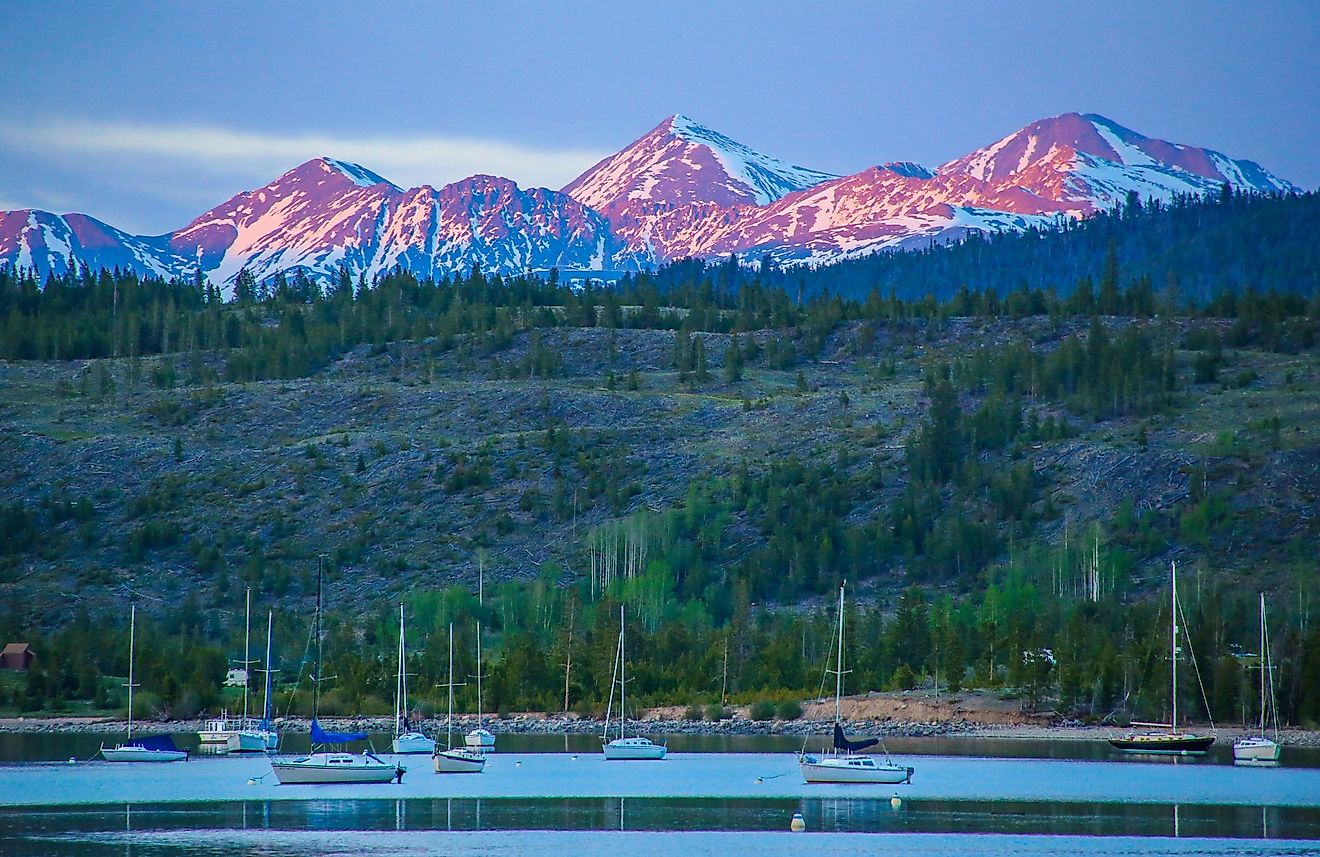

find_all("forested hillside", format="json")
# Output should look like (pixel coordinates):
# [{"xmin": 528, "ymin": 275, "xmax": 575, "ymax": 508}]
[{"xmin": 2, "ymin": 192, "xmax": 1318, "ymax": 728}]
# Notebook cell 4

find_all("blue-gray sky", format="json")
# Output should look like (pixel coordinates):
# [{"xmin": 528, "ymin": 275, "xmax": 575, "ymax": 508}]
[{"xmin": 1, "ymin": 0, "xmax": 1316, "ymax": 234}]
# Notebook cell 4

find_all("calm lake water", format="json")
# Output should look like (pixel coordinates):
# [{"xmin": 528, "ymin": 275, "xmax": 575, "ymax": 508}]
[{"xmin": 1, "ymin": 733, "xmax": 1317, "ymax": 855}]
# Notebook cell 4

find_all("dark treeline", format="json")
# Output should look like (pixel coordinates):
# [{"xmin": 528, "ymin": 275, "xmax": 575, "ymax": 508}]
[
  {"xmin": 764, "ymin": 187, "xmax": 1320, "ymax": 303},
  {"xmin": 2, "ymin": 228, "xmax": 1317, "ymax": 370},
  {"xmin": 5, "ymin": 564, "xmax": 1320, "ymax": 729}
]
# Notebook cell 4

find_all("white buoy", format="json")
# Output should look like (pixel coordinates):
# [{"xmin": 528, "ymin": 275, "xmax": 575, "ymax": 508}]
[
  {"xmin": 67, "ymin": 757, "xmax": 76, "ymax": 765},
  {"xmin": 247, "ymin": 777, "xmax": 259, "ymax": 785},
  {"xmin": 790, "ymin": 812, "xmax": 806, "ymax": 832},
  {"xmin": 890, "ymin": 794, "xmax": 902, "ymax": 810},
  {"xmin": 571, "ymin": 755, "xmax": 578, "ymax": 761},
  {"xmin": 515, "ymin": 760, "xmax": 522, "ymax": 767},
  {"xmin": 755, "ymin": 776, "xmax": 764, "ymax": 784}
]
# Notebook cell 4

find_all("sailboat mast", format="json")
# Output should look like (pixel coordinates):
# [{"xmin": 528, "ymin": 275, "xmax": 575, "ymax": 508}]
[
  {"xmin": 475, "ymin": 621, "xmax": 483, "ymax": 731},
  {"xmin": 127, "ymin": 604, "xmax": 136, "ymax": 741},
  {"xmin": 395, "ymin": 603, "xmax": 404, "ymax": 738},
  {"xmin": 1259, "ymin": 593, "xmax": 1267, "ymax": 734},
  {"xmin": 835, "ymin": 585, "xmax": 845, "ymax": 723},
  {"xmin": 621, "ymin": 606, "xmax": 629, "ymax": 740},
  {"xmin": 242, "ymin": 588, "xmax": 251, "ymax": 722},
  {"xmin": 263, "ymin": 610, "xmax": 274, "ymax": 724},
  {"xmin": 313, "ymin": 556, "xmax": 323, "ymax": 721},
  {"xmin": 446, "ymin": 623, "xmax": 455, "ymax": 751},
  {"xmin": 1171, "ymin": 562, "xmax": 1178, "ymax": 734}
]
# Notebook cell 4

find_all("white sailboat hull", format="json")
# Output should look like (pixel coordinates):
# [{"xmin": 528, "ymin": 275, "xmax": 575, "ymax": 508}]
[
  {"xmin": 465, "ymin": 728, "xmax": 496, "ymax": 749},
  {"xmin": 799, "ymin": 753, "xmax": 913, "ymax": 784},
  {"xmin": 433, "ymin": 748, "xmax": 487, "ymax": 773},
  {"xmin": 603, "ymin": 737, "xmax": 667, "ymax": 760},
  {"xmin": 1234, "ymin": 737, "xmax": 1281, "ymax": 763},
  {"xmin": 100, "ymin": 745, "xmax": 188, "ymax": 763},
  {"xmin": 270, "ymin": 752, "xmax": 402, "ymax": 784},
  {"xmin": 393, "ymin": 733, "xmax": 436, "ymax": 754}
]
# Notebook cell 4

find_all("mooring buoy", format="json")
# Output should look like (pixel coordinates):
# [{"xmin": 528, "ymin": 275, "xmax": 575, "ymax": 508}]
[{"xmin": 790, "ymin": 812, "xmax": 806, "ymax": 832}]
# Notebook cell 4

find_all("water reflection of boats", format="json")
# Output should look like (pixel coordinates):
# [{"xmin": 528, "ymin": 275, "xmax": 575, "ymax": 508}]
[
  {"xmin": 1109, "ymin": 563, "xmax": 1216, "ymax": 756},
  {"xmin": 99, "ymin": 605, "xmax": 188, "ymax": 763},
  {"xmin": 1234, "ymin": 593, "xmax": 1281, "ymax": 765},
  {"xmin": 799, "ymin": 583, "xmax": 913, "ymax": 784},
  {"xmin": 269, "ymin": 558, "xmax": 403, "ymax": 785}
]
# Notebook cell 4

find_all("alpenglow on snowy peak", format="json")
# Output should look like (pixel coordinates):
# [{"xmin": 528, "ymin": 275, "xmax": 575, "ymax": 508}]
[
  {"xmin": 0, "ymin": 112, "xmax": 1299, "ymax": 291},
  {"xmin": 560, "ymin": 114, "xmax": 837, "ymax": 263}
]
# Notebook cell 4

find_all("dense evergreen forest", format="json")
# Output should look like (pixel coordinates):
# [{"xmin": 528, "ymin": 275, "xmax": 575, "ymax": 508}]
[
  {"xmin": 749, "ymin": 187, "xmax": 1320, "ymax": 303},
  {"xmin": 2, "ymin": 187, "xmax": 1319, "ymax": 728}
]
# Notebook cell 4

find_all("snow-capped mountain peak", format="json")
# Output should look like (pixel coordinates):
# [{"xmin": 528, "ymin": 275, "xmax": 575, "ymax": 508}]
[
  {"xmin": 0, "ymin": 111, "xmax": 1299, "ymax": 289},
  {"xmin": 939, "ymin": 112, "xmax": 1296, "ymax": 205},
  {"xmin": 316, "ymin": 157, "xmax": 399, "ymax": 190},
  {"xmin": 663, "ymin": 114, "xmax": 836, "ymax": 205},
  {"xmin": 561, "ymin": 115, "xmax": 835, "ymax": 261}
]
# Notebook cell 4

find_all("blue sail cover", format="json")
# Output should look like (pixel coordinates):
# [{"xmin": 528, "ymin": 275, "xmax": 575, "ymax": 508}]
[
  {"xmin": 126, "ymin": 734, "xmax": 181, "ymax": 752},
  {"xmin": 311, "ymin": 719, "xmax": 368, "ymax": 744}
]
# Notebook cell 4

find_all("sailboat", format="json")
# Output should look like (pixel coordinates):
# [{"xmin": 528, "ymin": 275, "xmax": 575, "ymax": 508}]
[
  {"xmin": 1234, "ymin": 594, "xmax": 1281, "ymax": 764},
  {"xmin": 602, "ymin": 605, "xmax": 666, "ymax": 760},
  {"xmin": 270, "ymin": 558, "xmax": 404, "ymax": 784},
  {"xmin": 464, "ymin": 621, "xmax": 496, "ymax": 750},
  {"xmin": 1110, "ymin": 562, "xmax": 1217, "ymax": 755},
  {"xmin": 199, "ymin": 589, "xmax": 271, "ymax": 752},
  {"xmin": 255, "ymin": 609, "xmax": 280, "ymax": 750},
  {"xmin": 100, "ymin": 605, "xmax": 188, "ymax": 763},
  {"xmin": 433, "ymin": 623, "xmax": 487, "ymax": 773},
  {"xmin": 798, "ymin": 583, "xmax": 913, "ymax": 784},
  {"xmin": 393, "ymin": 604, "xmax": 435, "ymax": 754}
]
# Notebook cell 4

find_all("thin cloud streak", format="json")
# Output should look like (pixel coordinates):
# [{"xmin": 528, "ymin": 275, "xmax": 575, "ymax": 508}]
[{"xmin": 0, "ymin": 119, "xmax": 608, "ymax": 192}]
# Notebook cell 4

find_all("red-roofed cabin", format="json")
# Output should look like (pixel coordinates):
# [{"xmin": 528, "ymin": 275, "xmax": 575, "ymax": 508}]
[{"xmin": 1, "ymin": 643, "xmax": 35, "ymax": 671}]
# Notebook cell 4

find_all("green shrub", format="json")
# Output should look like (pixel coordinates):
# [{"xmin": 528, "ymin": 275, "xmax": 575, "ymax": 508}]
[
  {"xmin": 749, "ymin": 700, "xmax": 776, "ymax": 720},
  {"xmin": 775, "ymin": 699, "xmax": 803, "ymax": 720},
  {"xmin": 683, "ymin": 704, "xmax": 704, "ymax": 721},
  {"xmin": 890, "ymin": 664, "xmax": 918, "ymax": 691},
  {"xmin": 706, "ymin": 703, "xmax": 729, "ymax": 721}
]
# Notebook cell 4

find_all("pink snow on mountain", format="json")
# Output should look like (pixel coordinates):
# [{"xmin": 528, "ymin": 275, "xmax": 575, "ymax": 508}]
[{"xmin": 0, "ymin": 112, "xmax": 1298, "ymax": 286}]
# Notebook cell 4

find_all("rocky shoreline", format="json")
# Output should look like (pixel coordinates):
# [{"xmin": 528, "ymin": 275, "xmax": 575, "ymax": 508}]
[{"xmin": 2, "ymin": 714, "xmax": 1318, "ymax": 746}]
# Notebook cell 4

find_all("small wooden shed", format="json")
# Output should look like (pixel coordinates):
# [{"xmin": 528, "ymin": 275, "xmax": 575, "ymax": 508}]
[{"xmin": 1, "ymin": 643, "xmax": 35, "ymax": 671}]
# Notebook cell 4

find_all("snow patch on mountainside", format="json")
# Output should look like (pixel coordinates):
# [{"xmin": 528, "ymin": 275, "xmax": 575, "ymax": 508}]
[{"xmin": 667, "ymin": 114, "xmax": 835, "ymax": 205}]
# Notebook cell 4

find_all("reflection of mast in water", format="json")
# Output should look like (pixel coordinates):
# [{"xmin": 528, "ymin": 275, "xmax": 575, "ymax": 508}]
[
  {"xmin": 1262, "ymin": 805, "xmax": 1268, "ymax": 840},
  {"xmin": 395, "ymin": 797, "xmax": 404, "ymax": 831},
  {"xmin": 1173, "ymin": 803, "xmax": 1180, "ymax": 838},
  {"xmin": 446, "ymin": 797, "xmax": 452, "ymax": 832},
  {"xmin": 619, "ymin": 796, "xmax": 625, "ymax": 831}
]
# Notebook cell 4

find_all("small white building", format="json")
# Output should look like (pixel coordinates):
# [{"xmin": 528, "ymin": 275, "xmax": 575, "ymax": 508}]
[{"xmin": 224, "ymin": 668, "xmax": 249, "ymax": 688}]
